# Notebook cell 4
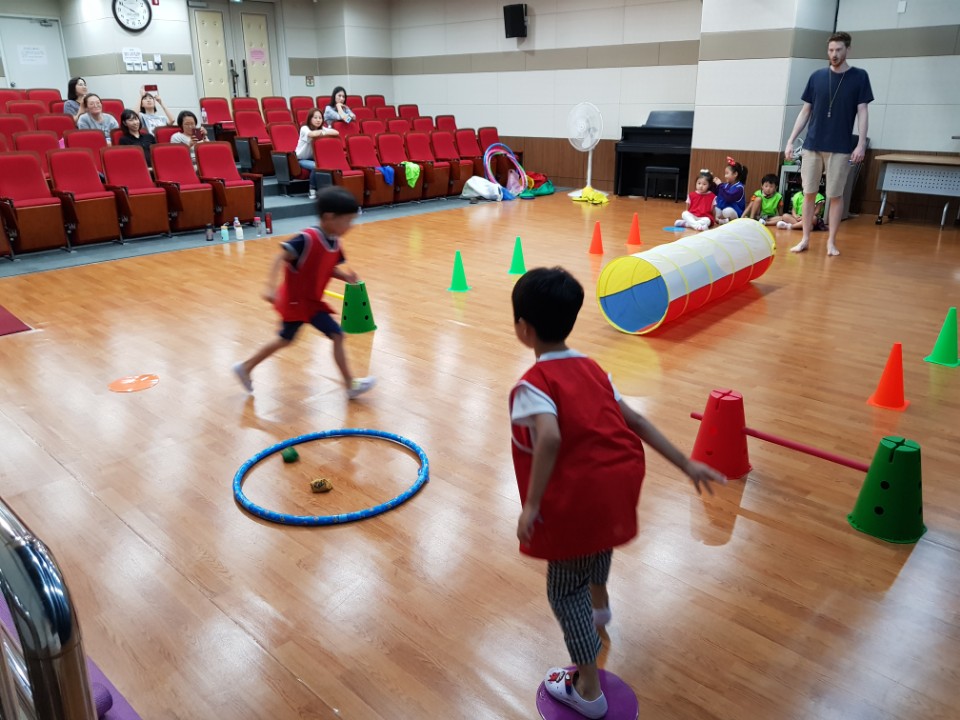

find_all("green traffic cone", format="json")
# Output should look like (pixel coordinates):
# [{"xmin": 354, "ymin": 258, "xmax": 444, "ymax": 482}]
[
  {"xmin": 847, "ymin": 436, "xmax": 926, "ymax": 543},
  {"xmin": 448, "ymin": 250, "xmax": 471, "ymax": 292},
  {"xmin": 340, "ymin": 281, "xmax": 377, "ymax": 334},
  {"xmin": 509, "ymin": 237, "xmax": 526, "ymax": 275},
  {"xmin": 923, "ymin": 307, "xmax": 959, "ymax": 367}
]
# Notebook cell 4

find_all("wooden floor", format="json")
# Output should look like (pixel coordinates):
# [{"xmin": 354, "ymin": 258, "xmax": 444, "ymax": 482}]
[{"xmin": 1, "ymin": 195, "xmax": 958, "ymax": 720}]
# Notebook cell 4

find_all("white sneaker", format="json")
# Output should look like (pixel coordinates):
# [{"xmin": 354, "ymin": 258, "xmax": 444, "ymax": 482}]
[
  {"xmin": 695, "ymin": 221, "xmax": 710, "ymax": 231},
  {"xmin": 776, "ymin": 220, "xmax": 791, "ymax": 229},
  {"xmin": 232, "ymin": 363, "xmax": 253, "ymax": 393},
  {"xmin": 759, "ymin": 218, "xmax": 767, "ymax": 225},
  {"xmin": 674, "ymin": 219, "xmax": 686, "ymax": 227},
  {"xmin": 347, "ymin": 376, "xmax": 376, "ymax": 399},
  {"xmin": 308, "ymin": 189, "xmax": 317, "ymax": 200}
]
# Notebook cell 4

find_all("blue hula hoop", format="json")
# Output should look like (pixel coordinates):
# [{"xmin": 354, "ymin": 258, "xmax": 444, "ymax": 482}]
[{"xmin": 233, "ymin": 428, "xmax": 429, "ymax": 526}]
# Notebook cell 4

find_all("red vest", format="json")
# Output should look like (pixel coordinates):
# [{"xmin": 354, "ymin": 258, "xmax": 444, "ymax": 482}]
[
  {"xmin": 274, "ymin": 227, "xmax": 341, "ymax": 322},
  {"xmin": 510, "ymin": 356, "xmax": 646, "ymax": 561},
  {"xmin": 688, "ymin": 190, "xmax": 716, "ymax": 221}
]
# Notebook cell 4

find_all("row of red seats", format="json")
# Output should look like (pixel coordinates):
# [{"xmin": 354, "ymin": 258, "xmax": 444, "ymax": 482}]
[
  {"xmin": 273, "ymin": 129, "xmax": 502, "ymax": 208},
  {"xmin": 0, "ymin": 142, "xmax": 259, "ymax": 260}
]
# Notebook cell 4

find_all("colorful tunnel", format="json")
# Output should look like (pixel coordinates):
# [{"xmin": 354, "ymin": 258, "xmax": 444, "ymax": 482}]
[{"xmin": 596, "ymin": 219, "xmax": 776, "ymax": 334}]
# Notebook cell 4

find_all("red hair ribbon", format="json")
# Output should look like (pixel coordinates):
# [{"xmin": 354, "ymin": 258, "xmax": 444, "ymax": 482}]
[{"xmin": 726, "ymin": 156, "xmax": 736, "ymax": 166}]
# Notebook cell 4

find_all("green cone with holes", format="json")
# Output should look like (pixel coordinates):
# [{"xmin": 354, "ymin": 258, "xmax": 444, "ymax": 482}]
[
  {"xmin": 340, "ymin": 281, "xmax": 377, "ymax": 334},
  {"xmin": 847, "ymin": 436, "xmax": 926, "ymax": 543}
]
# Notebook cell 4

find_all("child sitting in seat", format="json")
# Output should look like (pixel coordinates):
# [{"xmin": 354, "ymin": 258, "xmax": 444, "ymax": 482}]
[
  {"xmin": 743, "ymin": 174, "xmax": 783, "ymax": 225},
  {"xmin": 674, "ymin": 170, "xmax": 717, "ymax": 231},
  {"xmin": 774, "ymin": 190, "xmax": 825, "ymax": 230}
]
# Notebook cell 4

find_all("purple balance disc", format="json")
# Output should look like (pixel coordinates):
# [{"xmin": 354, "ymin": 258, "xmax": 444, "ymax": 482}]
[{"xmin": 536, "ymin": 668, "xmax": 639, "ymax": 719}]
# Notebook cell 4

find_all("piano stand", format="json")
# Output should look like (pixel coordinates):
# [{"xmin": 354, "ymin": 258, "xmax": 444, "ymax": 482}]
[{"xmin": 644, "ymin": 167, "xmax": 680, "ymax": 202}]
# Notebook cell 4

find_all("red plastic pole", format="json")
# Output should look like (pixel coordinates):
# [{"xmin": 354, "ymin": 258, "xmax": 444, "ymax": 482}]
[{"xmin": 690, "ymin": 412, "xmax": 869, "ymax": 473}]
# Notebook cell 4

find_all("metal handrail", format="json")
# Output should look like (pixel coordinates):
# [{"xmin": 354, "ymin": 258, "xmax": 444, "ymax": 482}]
[{"xmin": 0, "ymin": 499, "xmax": 96, "ymax": 720}]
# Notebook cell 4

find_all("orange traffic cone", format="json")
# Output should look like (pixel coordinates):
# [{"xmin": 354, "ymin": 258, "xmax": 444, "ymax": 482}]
[
  {"xmin": 691, "ymin": 389, "xmax": 751, "ymax": 478},
  {"xmin": 627, "ymin": 212, "xmax": 642, "ymax": 246},
  {"xmin": 589, "ymin": 222, "xmax": 604, "ymax": 255},
  {"xmin": 867, "ymin": 342, "xmax": 910, "ymax": 411}
]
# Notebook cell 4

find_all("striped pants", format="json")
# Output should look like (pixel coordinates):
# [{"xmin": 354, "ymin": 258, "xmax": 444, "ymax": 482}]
[{"xmin": 546, "ymin": 550, "xmax": 613, "ymax": 665}]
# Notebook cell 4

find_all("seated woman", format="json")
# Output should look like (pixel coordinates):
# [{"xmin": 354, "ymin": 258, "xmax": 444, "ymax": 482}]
[
  {"xmin": 76, "ymin": 94, "xmax": 120, "ymax": 141},
  {"xmin": 170, "ymin": 110, "xmax": 208, "ymax": 163},
  {"xmin": 137, "ymin": 87, "xmax": 175, "ymax": 135},
  {"xmin": 117, "ymin": 109, "xmax": 157, "ymax": 165},
  {"xmin": 296, "ymin": 108, "xmax": 339, "ymax": 199},
  {"xmin": 63, "ymin": 77, "xmax": 89, "ymax": 123},
  {"xmin": 323, "ymin": 86, "xmax": 355, "ymax": 127}
]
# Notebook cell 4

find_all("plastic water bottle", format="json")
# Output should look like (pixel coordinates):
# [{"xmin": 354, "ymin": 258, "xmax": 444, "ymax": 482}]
[
  {"xmin": 265, "ymin": 213, "xmax": 273, "ymax": 235},
  {"xmin": 233, "ymin": 217, "xmax": 244, "ymax": 241},
  {"xmin": 201, "ymin": 108, "xmax": 208, "ymax": 124},
  {"xmin": 254, "ymin": 216, "xmax": 261, "ymax": 237},
  {"xmin": 220, "ymin": 224, "xmax": 229, "ymax": 242},
  {"xmin": 205, "ymin": 224, "xmax": 214, "ymax": 241}
]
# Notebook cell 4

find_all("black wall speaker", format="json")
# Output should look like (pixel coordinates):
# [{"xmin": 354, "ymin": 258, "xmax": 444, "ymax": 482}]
[{"xmin": 504, "ymin": 4, "xmax": 527, "ymax": 39}]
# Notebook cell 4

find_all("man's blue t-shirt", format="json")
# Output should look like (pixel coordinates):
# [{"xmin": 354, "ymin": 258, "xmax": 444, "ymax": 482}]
[{"xmin": 801, "ymin": 66, "xmax": 873, "ymax": 154}]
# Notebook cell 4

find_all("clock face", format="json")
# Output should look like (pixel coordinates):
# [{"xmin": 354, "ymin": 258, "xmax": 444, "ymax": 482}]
[{"xmin": 113, "ymin": 0, "xmax": 152, "ymax": 32}]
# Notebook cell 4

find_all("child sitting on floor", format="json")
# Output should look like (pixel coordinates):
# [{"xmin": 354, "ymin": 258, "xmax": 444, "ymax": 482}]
[
  {"xmin": 743, "ymin": 174, "xmax": 783, "ymax": 224},
  {"xmin": 774, "ymin": 190, "xmax": 825, "ymax": 230},
  {"xmin": 713, "ymin": 157, "xmax": 748, "ymax": 224},
  {"xmin": 675, "ymin": 170, "xmax": 717, "ymax": 231}
]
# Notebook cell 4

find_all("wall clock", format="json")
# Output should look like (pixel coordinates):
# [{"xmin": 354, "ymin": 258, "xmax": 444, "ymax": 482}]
[{"xmin": 113, "ymin": 0, "xmax": 152, "ymax": 33}]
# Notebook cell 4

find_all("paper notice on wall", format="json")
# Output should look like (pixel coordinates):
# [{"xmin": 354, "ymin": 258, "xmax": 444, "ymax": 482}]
[
  {"xmin": 122, "ymin": 47, "xmax": 143, "ymax": 64},
  {"xmin": 18, "ymin": 46, "xmax": 48, "ymax": 65},
  {"xmin": 249, "ymin": 48, "xmax": 266, "ymax": 63}
]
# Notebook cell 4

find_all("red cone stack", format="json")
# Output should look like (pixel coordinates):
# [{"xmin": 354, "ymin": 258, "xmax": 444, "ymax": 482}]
[{"xmin": 691, "ymin": 389, "xmax": 752, "ymax": 478}]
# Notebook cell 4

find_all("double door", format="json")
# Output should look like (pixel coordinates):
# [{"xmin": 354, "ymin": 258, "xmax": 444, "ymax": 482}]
[{"xmin": 191, "ymin": 1, "xmax": 280, "ymax": 100}]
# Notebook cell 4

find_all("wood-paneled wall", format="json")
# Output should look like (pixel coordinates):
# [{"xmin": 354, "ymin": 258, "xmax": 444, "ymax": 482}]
[{"xmin": 688, "ymin": 149, "xmax": 783, "ymax": 200}]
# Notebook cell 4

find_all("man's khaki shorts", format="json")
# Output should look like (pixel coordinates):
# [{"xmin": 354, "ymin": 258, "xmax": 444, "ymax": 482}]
[{"xmin": 800, "ymin": 149, "xmax": 851, "ymax": 198}]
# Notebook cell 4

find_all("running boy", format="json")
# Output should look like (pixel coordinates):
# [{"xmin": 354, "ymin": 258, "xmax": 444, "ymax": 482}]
[
  {"xmin": 509, "ymin": 267, "xmax": 724, "ymax": 718},
  {"xmin": 233, "ymin": 187, "xmax": 375, "ymax": 398}
]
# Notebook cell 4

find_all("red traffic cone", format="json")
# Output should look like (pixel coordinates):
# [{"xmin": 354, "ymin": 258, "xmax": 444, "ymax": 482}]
[
  {"xmin": 627, "ymin": 212, "xmax": 642, "ymax": 246},
  {"xmin": 588, "ymin": 222, "xmax": 604, "ymax": 255},
  {"xmin": 867, "ymin": 342, "xmax": 910, "ymax": 411},
  {"xmin": 691, "ymin": 389, "xmax": 751, "ymax": 478}
]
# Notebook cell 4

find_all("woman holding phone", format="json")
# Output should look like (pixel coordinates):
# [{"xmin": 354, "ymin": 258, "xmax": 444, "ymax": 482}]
[
  {"xmin": 137, "ymin": 85, "xmax": 175, "ymax": 134},
  {"xmin": 170, "ymin": 110, "xmax": 208, "ymax": 164}
]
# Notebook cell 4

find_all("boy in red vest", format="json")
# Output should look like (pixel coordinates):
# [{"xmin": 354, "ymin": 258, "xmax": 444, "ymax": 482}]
[
  {"xmin": 510, "ymin": 267, "xmax": 723, "ymax": 718},
  {"xmin": 233, "ymin": 187, "xmax": 375, "ymax": 399}
]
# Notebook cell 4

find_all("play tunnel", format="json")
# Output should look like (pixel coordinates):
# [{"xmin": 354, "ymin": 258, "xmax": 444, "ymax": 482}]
[{"xmin": 596, "ymin": 219, "xmax": 776, "ymax": 334}]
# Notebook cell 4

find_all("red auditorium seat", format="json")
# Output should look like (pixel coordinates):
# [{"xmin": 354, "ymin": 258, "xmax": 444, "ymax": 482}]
[
  {"xmin": 353, "ymin": 107, "xmax": 375, "ymax": 123},
  {"xmin": 375, "ymin": 133, "xmax": 423, "ymax": 202},
  {"xmin": 455, "ymin": 128, "xmax": 486, "ymax": 177},
  {"xmin": 0, "ymin": 116, "xmax": 31, "ymax": 148},
  {"xmin": 261, "ymin": 96, "xmax": 289, "ymax": 113},
  {"xmin": 344, "ymin": 134, "xmax": 394, "ymax": 207},
  {"xmin": 233, "ymin": 110, "xmax": 275, "ymax": 175},
  {"xmin": 360, "ymin": 120, "xmax": 385, "ymax": 137},
  {"xmin": 311, "ymin": 137, "xmax": 365, "ymax": 207},
  {"xmin": 27, "ymin": 88, "xmax": 62, "ymax": 109},
  {"xmin": 412, "ymin": 116, "xmax": 435, "ymax": 133},
  {"xmin": 150, "ymin": 143, "xmax": 216, "ymax": 232},
  {"xmin": 0, "ymin": 152, "xmax": 69, "ymax": 253},
  {"xmin": 155, "ymin": 126, "xmax": 179, "ymax": 144},
  {"xmin": 100, "ymin": 99, "xmax": 125, "ymax": 121},
  {"xmin": 196, "ymin": 141, "xmax": 260, "ymax": 225},
  {"xmin": 436, "ymin": 115, "xmax": 457, "ymax": 133},
  {"xmin": 266, "ymin": 123, "xmax": 311, "ymax": 195},
  {"xmin": 12, "ymin": 131, "xmax": 59, "ymax": 179},
  {"xmin": 290, "ymin": 96, "xmax": 314, "ymax": 117},
  {"xmin": 47, "ymin": 148, "xmax": 122, "ymax": 246},
  {"xmin": 265, "ymin": 109, "xmax": 294, "ymax": 125},
  {"xmin": 364, "ymin": 95, "xmax": 386, "ymax": 109},
  {"xmin": 101, "ymin": 146, "xmax": 170, "ymax": 238},
  {"xmin": 375, "ymin": 106, "xmax": 398, "ymax": 121},
  {"xmin": 398, "ymin": 104, "xmax": 420, "ymax": 120},
  {"xmin": 430, "ymin": 130, "xmax": 473, "ymax": 195},
  {"xmin": 62, "ymin": 130, "xmax": 107, "ymax": 173},
  {"xmin": 6, "ymin": 101, "xmax": 47, "ymax": 125},
  {"xmin": 404, "ymin": 131, "xmax": 452, "ymax": 198},
  {"xmin": 346, "ymin": 95, "xmax": 364, "ymax": 108},
  {"xmin": 231, "ymin": 97, "xmax": 262, "ymax": 117},
  {"xmin": 35, "ymin": 113, "xmax": 76, "ymax": 140},
  {"xmin": 387, "ymin": 118, "xmax": 411, "ymax": 135}
]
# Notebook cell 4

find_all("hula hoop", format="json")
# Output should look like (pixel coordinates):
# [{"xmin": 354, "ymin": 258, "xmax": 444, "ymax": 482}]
[
  {"xmin": 233, "ymin": 428, "xmax": 429, "ymax": 526},
  {"xmin": 483, "ymin": 142, "xmax": 527, "ymax": 192}
]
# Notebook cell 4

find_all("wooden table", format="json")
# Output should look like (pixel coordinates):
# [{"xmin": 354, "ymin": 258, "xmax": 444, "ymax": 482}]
[{"xmin": 875, "ymin": 153, "xmax": 960, "ymax": 227}]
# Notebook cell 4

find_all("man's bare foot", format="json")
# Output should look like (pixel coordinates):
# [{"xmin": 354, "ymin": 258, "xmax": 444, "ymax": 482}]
[
  {"xmin": 790, "ymin": 238, "xmax": 809, "ymax": 253},
  {"xmin": 827, "ymin": 244, "xmax": 840, "ymax": 256}
]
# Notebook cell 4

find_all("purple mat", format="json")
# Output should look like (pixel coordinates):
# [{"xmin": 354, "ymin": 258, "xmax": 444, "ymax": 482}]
[
  {"xmin": 536, "ymin": 668, "xmax": 639, "ymax": 719},
  {"xmin": 0, "ymin": 600, "xmax": 142, "ymax": 720}
]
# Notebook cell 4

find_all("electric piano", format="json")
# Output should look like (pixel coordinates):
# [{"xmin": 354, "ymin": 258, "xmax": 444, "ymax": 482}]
[{"xmin": 614, "ymin": 111, "xmax": 693, "ymax": 197}]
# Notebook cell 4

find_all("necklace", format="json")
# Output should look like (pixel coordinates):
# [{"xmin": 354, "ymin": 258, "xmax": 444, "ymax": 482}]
[{"xmin": 827, "ymin": 70, "xmax": 847, "ymax": 118}]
